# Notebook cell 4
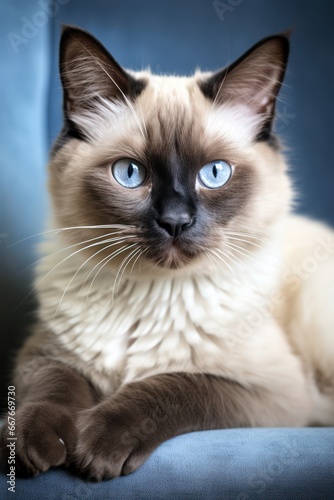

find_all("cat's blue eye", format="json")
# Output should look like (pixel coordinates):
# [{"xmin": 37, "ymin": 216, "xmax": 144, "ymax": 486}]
[
  {"xmin": 198, "ymin": 160, "xmax": 232, "ymax": 189},
  {"xmin": 112, "ymin": 159, "xmax": 146, "ymax": 189}
]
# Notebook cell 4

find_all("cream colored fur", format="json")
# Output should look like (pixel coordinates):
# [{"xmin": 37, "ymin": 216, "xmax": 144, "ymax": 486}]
[{"xmin": 18, "ymin": 70, "xmax": 334, "ymax": 428}]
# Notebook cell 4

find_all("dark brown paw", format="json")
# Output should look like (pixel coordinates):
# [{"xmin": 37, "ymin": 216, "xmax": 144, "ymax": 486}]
[
  {"xmin": 1, "ymin": 401, "xmax": 77, "ymax": 477},
  {"xmin": 72, "ymin": 403, "xmax": 156, "ymax": 481}
]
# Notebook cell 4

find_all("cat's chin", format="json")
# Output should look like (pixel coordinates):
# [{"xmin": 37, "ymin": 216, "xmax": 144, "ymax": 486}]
[{"xmin": 147, "ymin": 243, "xmax": 200, "ymax": 271}]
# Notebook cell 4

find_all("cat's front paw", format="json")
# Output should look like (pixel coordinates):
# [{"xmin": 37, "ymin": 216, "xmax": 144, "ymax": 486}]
[
  {"xmin": 73, "ymin": 403, "xmax": 156, "ymax": 481},
  {"xmin": 1, "ymin": 402, "xmax": 77, "ymax": 477}
]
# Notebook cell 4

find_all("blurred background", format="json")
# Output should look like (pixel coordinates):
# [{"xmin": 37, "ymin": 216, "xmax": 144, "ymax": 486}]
[{"xmin": 0, "ymin": 0, "xmax": 333, "ymax": 408}]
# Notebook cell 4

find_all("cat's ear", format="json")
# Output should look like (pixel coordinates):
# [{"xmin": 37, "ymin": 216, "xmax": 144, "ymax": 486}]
[
  {"xmin": 200, "ymin": 34, "xmax": 290, "ymax": 140},
  {"xmin": 59, "ymin": 26, "xmax": 144, "ymax": 116}
]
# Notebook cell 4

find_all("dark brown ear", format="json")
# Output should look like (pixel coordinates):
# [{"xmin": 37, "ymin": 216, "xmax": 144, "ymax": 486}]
[
  {"xmin": 199, "ymin": 34, "xmax": 290, "ymax": 141},
  {"xmin": 59, "ymin": 25, "xmax": 145, "ymax": 116}
]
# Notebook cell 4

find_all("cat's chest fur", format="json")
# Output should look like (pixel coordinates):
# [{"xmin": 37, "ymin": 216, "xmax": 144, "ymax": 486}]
[{"xmin": 37, "ymin": 236, "xmax": 281, "ymax": 393}]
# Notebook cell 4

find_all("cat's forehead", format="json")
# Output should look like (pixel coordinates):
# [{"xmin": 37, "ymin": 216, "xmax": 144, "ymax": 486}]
[
  {"xmin": 133, "ymin": 71, "xmax": 196, "ymax": 94},
  {"xmin": 134, "ymin": 72, "xmax": 261, "ymax": 154},
  {"xmin": 135, "ymin": 72, "xmax": 206, "ymax": 120}
]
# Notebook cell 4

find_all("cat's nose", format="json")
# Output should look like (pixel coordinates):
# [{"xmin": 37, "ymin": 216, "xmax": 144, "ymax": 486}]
[{"xmin": 156, "ymin": 214, "xmax": 194, "ymax": 238}]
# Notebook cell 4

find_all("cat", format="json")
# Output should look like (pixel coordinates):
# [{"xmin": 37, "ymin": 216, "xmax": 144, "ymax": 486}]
[{"xmin": 1, "ymin": 25, "xmax": 334, "ymax": 482}]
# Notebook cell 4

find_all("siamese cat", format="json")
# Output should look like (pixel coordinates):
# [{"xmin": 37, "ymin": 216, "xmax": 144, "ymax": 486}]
[{"xmin": 2, "ymin": 26, "xmax": 334, "ymax": 481}]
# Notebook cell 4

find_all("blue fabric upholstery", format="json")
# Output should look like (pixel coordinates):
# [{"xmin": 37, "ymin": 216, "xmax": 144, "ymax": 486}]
[
  {"xmin": 1, "ymin": 1, "xmax": 334, "ymax": 498},
  {"xmin": 0, "ymin": 0, "xmax": 49, "ymax": 246},
  {"xmin": 1, "ymin": 429, "xmax": 334, "ymax": 499}
]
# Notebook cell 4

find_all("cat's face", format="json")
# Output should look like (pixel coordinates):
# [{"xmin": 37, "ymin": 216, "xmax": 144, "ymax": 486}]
[{"xmin": 50, "ymin": 27, "xmax": 291, "ymax": 274}]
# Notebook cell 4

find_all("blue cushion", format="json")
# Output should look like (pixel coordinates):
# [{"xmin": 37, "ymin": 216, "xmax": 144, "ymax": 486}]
[{"xmin": 1, "ymin": 429, "xmax": 334, "ymax": 499}]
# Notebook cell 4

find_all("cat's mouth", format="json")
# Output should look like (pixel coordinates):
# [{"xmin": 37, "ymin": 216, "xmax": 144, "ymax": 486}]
[{"xmin": 145, "ymin": 236, "xmax": 201, "ymax": 270}]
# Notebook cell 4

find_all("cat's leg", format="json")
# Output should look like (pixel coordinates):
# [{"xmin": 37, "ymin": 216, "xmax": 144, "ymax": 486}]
[
  {"xmin": 1, "ymin": 359, "xmax": 98, "ymax": 477},
  {"xmin": 72, "ymin": 371, "xmax": 309, "ymax": 481}
]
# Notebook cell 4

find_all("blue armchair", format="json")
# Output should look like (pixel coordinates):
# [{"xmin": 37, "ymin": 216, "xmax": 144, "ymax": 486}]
[{"xmin": 1, "ymin": 1, "xmax": 333, "ymax": 498}]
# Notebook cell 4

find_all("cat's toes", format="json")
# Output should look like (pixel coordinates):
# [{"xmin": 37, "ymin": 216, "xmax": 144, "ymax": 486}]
[
  {"xmin": 74, "ymin": 447, "xmax": 124, "ymax": 481},
  {"xmin": 73, "ymin": 407, "xmax": 130, "ymax": 480},
  {"xmin": 72, "ymin": 404, "xmax": 152, "ymax": 481},
  {"xmin": 1, "ymin": 402, "xmax": 77, "ymax": 477},
  {"xmin": 121, "ymin": 448, "xmax": 153, "ymax": 476}
]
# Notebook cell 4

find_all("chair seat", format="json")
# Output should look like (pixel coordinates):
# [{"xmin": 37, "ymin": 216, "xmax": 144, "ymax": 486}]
[{"xmin": 1, "ymin": 428, "xmax": 334, "ymax": 499}]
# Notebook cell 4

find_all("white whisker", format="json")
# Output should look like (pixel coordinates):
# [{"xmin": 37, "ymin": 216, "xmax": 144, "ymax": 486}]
[
  {"xmin": 15, "ymin": 235, "xmax": 134, "ymax": 311},
  {"xmin": 212, "ymin": 67, "xmax": 230, "ymax": 109},
  {"xmin": 82, "ymin": 240, "xmax": 137, "ymax": 295},
  {"xmin": 205, "ymin": 250, "xmax": 230, "ymax": 276},
  {"xmin": 224, "ymin": 240, "xmax": 264, "ymax": 264},
  {"xmin": 222, "ymin": 229, "xmax": 278, "ymax": 248},
  {"xmin": 53, "ymin": 238, "xmax": 137, "ymax": 319},
  {"xmin": 215, "ymin": 247, "xmax": 259, "ymax": 287},
  {"xmin": 19, "ymin": 231, "xmax": 132, "ymax": 274},
  {"xmin": 112, "ymin": 246, "xmax": 142, "ymax": 302},
  {"xmin": 208, "ymin": 249, "xmax": 236, "ymax": 277},
  {"xmin": 9, "ymin": 224, "xmax": 135, "ymax": 247},
  {"xmin": 129, "ymin": 247, "xmax": 148, "ymax": 279},
  {"xmin": 86, "ymin": 243, "xmax": 138, "ymax": 303},
  {"xmin": 223, "ymin": 233, "xmax": 288, "ymax": 266}
]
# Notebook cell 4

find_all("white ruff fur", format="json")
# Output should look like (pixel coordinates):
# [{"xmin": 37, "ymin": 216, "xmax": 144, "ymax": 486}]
[
  {"xmin": 37, "ymin": 233, "xmax": 279, "ymax": 387},
  {"xmin": 34, "ymin": 221, "xmax": 334, "ymax": 426}
]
